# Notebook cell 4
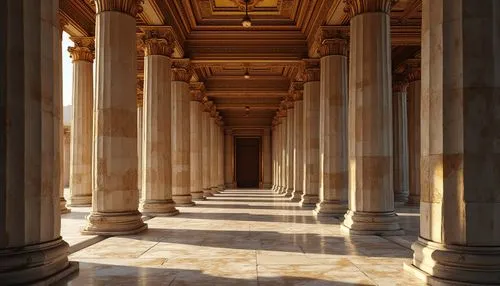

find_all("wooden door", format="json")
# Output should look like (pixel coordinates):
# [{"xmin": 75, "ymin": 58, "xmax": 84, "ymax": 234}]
[{"xmin": 235, "ymin": 137, "xmax": 261, "ymax": 188}]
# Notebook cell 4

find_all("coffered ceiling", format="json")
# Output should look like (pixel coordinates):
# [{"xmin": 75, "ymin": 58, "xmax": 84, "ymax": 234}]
[{"xmin": 60, "ymin": 0, "xmax": 422, "ymax": 128}]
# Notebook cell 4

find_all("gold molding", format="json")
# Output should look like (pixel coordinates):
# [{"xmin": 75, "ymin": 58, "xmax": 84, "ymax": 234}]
[
  {"xmin": 92, "ymin": 0, "xmax": 144, "ymax": 16},
  {"xmin": 172, "ymin": 59, "xmax": 193, "ymax": 83},
  {"xmin": 139, "ymin": 26, "xmax": 176, "ymax": 57},
  {"xmin": 302, "ymin": 59, "xmax": 320, "ymax": 82},
  {"xmin": 68, "ymin": 37, "xmax": 95, "ymax": 62},
  {"xmin": 318, "ymin": 26, "xmax": 349, "ymax": 57}
]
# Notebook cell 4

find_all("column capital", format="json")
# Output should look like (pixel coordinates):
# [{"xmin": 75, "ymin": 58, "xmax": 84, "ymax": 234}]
[
  {"xmin": 139, "ymin": 26, "xmax": 175, "ymax": 57},
  {"xmin": 68, "ymin": 37, "xmax": 95, "ymax": 63},
  {"xmin": 318, "ymin": 26, "xmax": 349, "ymax": 57},
  {"xmin": 344, "ymin": 0, "xmax": 398, "ymax": 17},
  {"xmin": 172, "ymin": 59, "xmax": 193, "ymax": 83},
  {"xmin": 92, "ymin": 0, "xmax": 144, "ymax": 16},
  {"xmin": 289, "ymin": 81, "xmax": 304, "ymax": 101},
  {"xmin": 137, "ymin": 78, "xmax": 144, "ymax": 107},
  {"xmin": 405, "ymin": 53, "xmax": 421, "ymax": 82},
  {"xmin": 190, "ymin": 82, "xmax": 205, "ymax": 101},
  {"xmin": 392, "ymin": 77, "xmax": 409, "ymax": 93},
  {"xmin": 302, "ymin": 59, "xmax": 320, "ymax": 82}
]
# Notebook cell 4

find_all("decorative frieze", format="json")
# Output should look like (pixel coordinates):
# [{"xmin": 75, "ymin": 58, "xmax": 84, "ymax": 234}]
[
  {"xmin": 139, "ymin": 27, "xmax": 175, "ymax": 57},
  {"xmin": 343, "ymin": 0, "xmax": 398, "ymax": 17},
  {"xmin": 302, "ymin": 59, "xmax": 320, "ymax": 82},
  {"xmin": 92, "ymin": 0, "xmax": 144, "ymax": 16},
  {"xmin": 172, "ymin": 59, "xmax": 193, "ymax": 83},
  {"xmin": 318, "ymin": 27, "xmax": 349, "ymax": 57},
  {"xmin": 68, "ymin": 37, "xmax": 95, "ymax": 62}
]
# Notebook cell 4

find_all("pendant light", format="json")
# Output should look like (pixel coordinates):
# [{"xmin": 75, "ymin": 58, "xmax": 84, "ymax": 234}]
[
  {"xmin": 244, "ymin": 68, "xmax": 250, "ymax": 79},
  {"xmin": 241, "ymin": 0, "xmax": 252, "ymax": 28}
]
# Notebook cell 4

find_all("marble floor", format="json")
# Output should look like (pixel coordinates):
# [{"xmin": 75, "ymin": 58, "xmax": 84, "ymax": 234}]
[{"xmin": 60, "ymin": 189, "xmax": 424, "ymax": 286}]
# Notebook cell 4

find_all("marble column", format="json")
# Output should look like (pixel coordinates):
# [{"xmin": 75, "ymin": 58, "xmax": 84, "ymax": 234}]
[
  {"xmin": 271, "ymin": 124, "xmax": 277, "ymax": 191},
  {"xmin": 136, "ymin": 80, "xmax": 143, "ymax": 201},
  {"xmin": 405, "ymin": 1, "xmax": 500, "ymax": 284},
  {"xmin": 392, "ymin": 79, "xmax": 409, "ymax": 203},
  {"xmin": 285, "ymin": 103, "xmax": 295, "ymax": 196},
  {"xmin": 315, "ymin": 32, "xmax": 349, "ymax": 216},
  {"xmin": 273, "ymin": 119, "xmax": 282, "ymax": 193},
  {"xmin": 138, "ymin": 28, "xmax": 178, "ymax": 216},
  {"xmin": 68, "ymin": 37, "xmax": 94, "ymax": 206},
  {"xmin": 83, "ymin": 1, "xmax": 148, "ymax": 234},
  {"xmin": 301, "ymin": 59, "xmax": 321, "ymax": 208},
  {"xmin": 0, "ymin": 0, "xmax": 78, "ymax": 282},
  {"xmin": 217, "ymin": 121, "xmax": 225, "ymax": 190},
  {"xmin": 262, "ymin": 128, "xmax": 272, "ymax": 188},
  {"xmin": 290, "ymin": 83, "xmax": 304, "ymax": 202},
  {"xmin": 189, "ymin": 82, "xmax": 205, "ymax": 200},
  {"xmin": 341, "ymin": 1, "xmax": 403, "ymax": 235},
  {"xmin": 201, "ymin": 102, "xmax": 213, "ymax": 197},
  {"xmin": 280, "ymin": 115, "xmax": 288, "ymax": 194},
  {"xmin": 171, "ymin": 59, "xmax": 194, "ymax": 206},
  {"xmin": 406, "ymin": 62, "xmax": 421, "ymax": 206},
  {"xmin": 63, "ymin": 127, "xmax": 71, "ymax": 188},
  {"xmin": 209, "ymin": 109, "xmax": 219, "ymax": 194},
  {"xmin": 224, "ymin": 129, "xmax": 235, "ymax": 188}
]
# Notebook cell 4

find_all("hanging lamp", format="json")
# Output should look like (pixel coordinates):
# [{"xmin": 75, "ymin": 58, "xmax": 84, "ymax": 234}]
[{"xmin": 241, "ymin": 0, "xmax": 252, "ymax": 27}]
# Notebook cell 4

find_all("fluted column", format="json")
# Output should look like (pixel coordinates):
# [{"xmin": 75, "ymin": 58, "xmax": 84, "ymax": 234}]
[
  {"xmin": 393, "ymin": 79, "xmax": 409, "ymax": 203},
  {"xmin": 285, "ymin": 102, "xmax": 295, "ymax": 196},
  {"xmin": 63, "ymin": 127, "xmax": 71, "ymax": 188},
  {"xmin": 262, "ymin": 128, "xmax": 272, "ymax": 188},
  {"xmin": 406, "ymin": 1, "xmax": 500, "ymax": 284},
  {"xmin": 83, "ymin": 1, "xmax": 147, "ymax": 234},
  {"xmin": 224, "ymin": 129, "xmax": 235, "ymax": 188},
  {"xmin": 271, "ymin": 124, "xmax": 277, "ymax": 191},
  {"xmin": 136, "ymin": 80, "xmax": 143, "ymax": 201},
  {"xmin": 0, "ymin": 1, "xmax": 78, "ymax": 282},
  {"xmin": 201, "ymin": 102, "xmax": 213, "ymax": 197},
  {"xmin": 315, "ymin": 31, "xmax": 349, "ymax": 216},
  {"xmin": 137, "ymin": 27, "xmax": 178, "ymax": 216},
  {"xmin": 301, "ymin": 59, "xmax": 321, "ymax": 208},
  {"xmin": 171, "ymin": 59, "xmax": 194, "ymax": 206},
  {"xmin": 189, "ymin": 82, "xmax": 205, "ymax": 200},
  {"xmin": 341, "ymin": 1, "xmax": 403, "ymax": 235},
  {"xmin": 406, "ymin": 61, "xmax": 421, "ymax": 206},
  {"xmin": 273, "ymin": 119, "xmax": 282, "ymax": 193},
  {"xmin": 280, "ymin": 116, "xmax": 288, "ymax": 194},
  {"xmin": 209, "ymin": 109, "xmax": 219, "ymax": 194},
  {"xmin": 68, "ymin": 37, "xmax": 94, "ymax": 206},
  {"xmin": 217, "ymin": 120, "xmax": 225, "ymax": 190},
  {"xmin": 290, "ymin": 83, "xmax": 304, "ymax": 202}
]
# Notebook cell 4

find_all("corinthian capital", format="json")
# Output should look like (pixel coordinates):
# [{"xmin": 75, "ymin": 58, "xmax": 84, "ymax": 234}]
[
  {"xmin": 172, "ymin": 59, "xmax": 193, "ymax": 83},
  {"xmin": 344, "ymin": 0, "xmax": 398, "ymax": 17},
  {"xmin": 318, "ymin": 26, "xmax": 349, "ymax": 57},
  {"xmin": 302, "ymin": 59, "xmax": 320, "ymax": 82},
  {"xmin": 190, "ymin": 82, "xmax": 205, "ymax": 102},
  {"xmin": 68, "ymin": 37, "xmax": 95, "ymax": 62},
  {"xmin": 139, "ymin": 26, "xmax": 176, "ymax": 57},
  {"xmin": 92, "ymin": 0, "xmax": 144, "ymax": 16},
  {"xmin": 289, "ymin": 81, "xmax": 304, "ymax": 101}
]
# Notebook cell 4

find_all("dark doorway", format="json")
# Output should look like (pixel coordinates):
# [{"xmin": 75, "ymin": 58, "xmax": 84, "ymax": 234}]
[{"xmin": 235, "ymin": 137, "xmax": 261, "ymax": 188}]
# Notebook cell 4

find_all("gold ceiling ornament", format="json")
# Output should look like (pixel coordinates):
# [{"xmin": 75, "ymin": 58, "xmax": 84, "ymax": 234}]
[
  {"xmin": 302, "ymin": 59, "xmax": 320, "ymax": 82},
  {"xmin": 343, "ymin": 0, "xmax": 398, "ymax": 17},
  {"xmin": 190, "ymin": 82, "xmax": 206, "ymax": 102},
  {"xmin": 68, "ymin": 37, "xmax": 95, "ymax": 63},
  {"xmin": 139, "ymin": 27, "xmax": 176, "ymax": 57},
  {"xmin": 318, "ymin": 26, "xmax": 349, "ymax": 57},
  {"xmin": 231, "ymin": 0, "xmax": 264, "ymax": 11},
  {"xmin": 172, "ymin": 59, "xmax": 193, "ymax": 83},
  {"xmin": 91, "ymin": 0, "xmax": 144, "ymax": 16}
]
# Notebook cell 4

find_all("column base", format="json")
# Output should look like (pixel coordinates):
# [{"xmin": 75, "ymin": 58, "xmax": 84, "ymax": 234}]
[
  {"xmin": 203, "ymin": 188, "xmax": 214, "ymax": 197},
  {"xmin": 341, "ymin": 210, "xmax": 404, "ymax": 236},
  {"xmin": 300, "ymin": 194, "xmax": 319, "ymax": 208},
  {"xmin": 60, "ymin": 198, "xmax": 70, "ymax": 214},
  {"xmin": 68, "ymin": 194, "xmax": 92, "ymax": 207},
  {"xmin": 173, "ymin": 195, "xmax": 195, "ymax": 207},
  {"xmin": 284, "ymin": 187, "xmax": 294, "ymax": 197},
  {"xmin": 218, "ymin": 184, "xmax": 225, "ymax": 191},
  {"xmin": 313, "ymin": 201, "xmax": 348, "ymax": 217},
  {"xmin": 394, "ymin": 191, "xmax": 409, "ymax": 203},
  {"xmin": 140, "ymin": 200, "xmax": 179, "ymax": 217},
  {"xmin": 82, "ymin": 210, "xmax": 148, "ymax": 235},
  {"xmin": 405, "ymin": 237, "xmax": 500, "ymax": 285},
  {"xmin": 289, "ymin": 190, "xmax": 303, "ymax": 202},
  {"xmin": 263, "ymin": 183, "xmax": 272, "ymax": 189},
  {"xmin": 0, "ymin": 238, "xmax": 79, "ymax": 285},
  {"xmin": 279, "ymin": 186, "xmax": 287, "ymax": 194},
  {"xmin": 191, "ymin": 191, "xmax": 205, "ymax": 201},
  {"xmin": 210, "ymin": 187, "xmax": 220, "ymax": 195},
  {"xmin": 406, "ymin": 195, "xmax": 420, "ymax": 206}
]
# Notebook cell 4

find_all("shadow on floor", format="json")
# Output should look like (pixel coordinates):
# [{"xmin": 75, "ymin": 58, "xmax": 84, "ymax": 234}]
[
  {"xmin": 192, "ymin": 203, "xmax": 302, "ymax": 210},
  {"xmin": 60, "ymin": 262, "xmax": 376, "ymax": 286}
]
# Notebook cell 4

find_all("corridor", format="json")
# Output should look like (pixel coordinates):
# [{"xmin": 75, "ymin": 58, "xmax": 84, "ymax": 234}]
[{"xmin": 64, "ymin": 190, "xmax": 423, "ymax": 285}]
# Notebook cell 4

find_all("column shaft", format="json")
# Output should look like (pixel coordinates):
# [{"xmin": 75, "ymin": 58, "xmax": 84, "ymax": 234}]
[
  {"xmin": 137, "ymin": 96, "xmax": 142, "ymax": 201},
  {"xmin": 224, "ymin": 130, "xmax": 235, "ymax": 188},
  {"xmin": 189, "ymin": 99, "xmax": 204, "ymax": 200},
  {"xmin": 285, "ymin": 107, "xmax": 294, "ymax": 196},
  {"xmin": 84, "ymin": 5, "xmax": 147, "ymax": 234},
  {"xmin": 63, "ymin": 128, "xmax": 71, "ymax": 188},
  {"xmin": 316, "ymin": 53, "xmax": 348, "ymax": 216},
  {"xmin": 0, "ymin": 1, "xmax": 78, "ymax": 282},
  {"xmin": 262, "ymin": 128, "xmax": 272, "ymax": 188},
  {"xmin": 171, "ymin": 80, "xmax": 193, "ymax": 206},
  {"xmin": 218, "ymin": 125, "xmax": 225, "ymax": 190},
  {"xmin": 209, "ymin": 116, "xmax": 218, "ymax": 193},
  {"xmin": 406, "ymin": 75, "xmax": 421, "ymax": 205},
  {"xmin": 291, "ymin": 99, "xmax": 304, "ymax": 201},
  {"xmin": 280, "ymin": 117, "xmax": 288, "ymax": 194},
  {"xmin": 341, "ymin": 10, "xmax": 403, "ymax": 235},
  {"xmin": 393, "ymin": 84, "xmax": 409, "ymax": 203},
  {"xmin": 201, "ymin": 110, "xmax": 212, "ymax": 197}
]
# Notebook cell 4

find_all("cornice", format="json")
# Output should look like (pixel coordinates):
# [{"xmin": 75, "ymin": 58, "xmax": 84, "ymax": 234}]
[
  {"xmin": 343, "ymin": 0, "xmax": 398, "ymax": 17},
  {"xmin": 68, "ymin": 37, "xmax": 95, "ymax": 62},
  {"xmin": 139, "ymin": 26, "xmax": 175, "ymax": 57},
  {"xmin": 92, "ymin": 0, "xmax": 144, "ymax": 16}
]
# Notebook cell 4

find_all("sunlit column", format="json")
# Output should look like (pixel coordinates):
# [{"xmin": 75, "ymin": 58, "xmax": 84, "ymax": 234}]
[
  {"xmin": 406, "ymin": 1, "xmax": 500, "ymax": 284},
  {"xmin": 262, "ymin": 128, "xmax": 272, "ymax": 188},
  {"xmin": 136, "ymin": 79, "xmax": 143, "ymax": 201},
  {"xmin": 280, "ymin": 115, "xmax": 288, "ymax": 194},
  {"xmin": 217, "ymin": 119, "xmax": 225, "ymax": 191},
  {"xmin": 300, "ymin": 59, "xmax": 321, "ymax": 208},
  {"xmin": 341, "ymin": 0, "xmax": 403, "ymax": 235},
  {"xmin": 285, "ymin": 101, "xmax": 294, "ymax": 197},
  {"xmin": 209, "ymin": 108, "xmax": 219, "ymax": 194},
  {"xmin": 224, "ymin": 129, "xmax": 235, "ymax": 188},
  {"xmin": 171, "ymin": 59, "xmax": 194, "ymax": 206},
  {"xmin": 0, "ymin": 1, "xmax": 78, "ymax": 282},
  {"xmin": 290, "ymin": 83, "xmax": 304, "ymax": 202},
  {"xmin": 189, "ymin": 82, "xmax": 205, "ymax": 200},
  {"xmin": 392, "ymin": 78, "xmax": 409, "ymax": 203},
  {"xmin": 201, "ymin": 101, "xmax": 213, "ymax": 197},
  {"xmin": 315, "ymin": 30, "xmax": 349, "ymax": 216}
]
